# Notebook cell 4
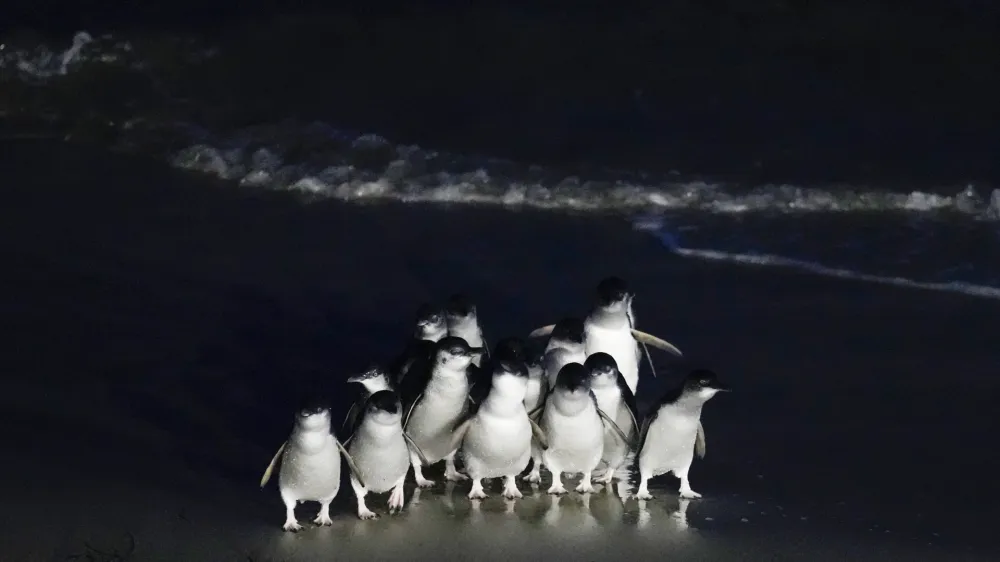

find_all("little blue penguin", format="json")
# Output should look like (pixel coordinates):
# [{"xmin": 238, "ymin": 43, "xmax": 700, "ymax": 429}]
[
  {"xmin": 524, "ymin": 317, "xmax": 586, "ymax": 483},
  {"xmin": 259, "ymin": 398, "xmax": 363, "ymax": 531},
  {"xmin": 450, "ymin": 358, "xmax": 548, "ymax": 500},
  {"xmin": 400, "ymin": 336, "xmax": 481, "ymax": 487},
  {"xmin": 345, "ymin": 389, "xmax": 429, "ymax": 519},
  {"xmin": 586, "ymin": 352, "xmax": 640, "ymax": 486},
  {"xmin": 635, "ymin": 369, "xmax": 730, "ymax": 500},
  {"xmin": 539, "ymin": 362, "xmax": 629, "ymax": 495}
]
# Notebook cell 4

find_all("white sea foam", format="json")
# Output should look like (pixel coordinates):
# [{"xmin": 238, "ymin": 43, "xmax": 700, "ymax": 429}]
[
  {"xmin": 166, "ymin": 140, "xmax": 1000, "ymax": 220},
  {"xmin": 6, "ymin": 30, "xmax": 1000, "ymax": 299},
  {"xmin": 632, "ymin": 219, "xmax": 1000, "ymax": 300}
]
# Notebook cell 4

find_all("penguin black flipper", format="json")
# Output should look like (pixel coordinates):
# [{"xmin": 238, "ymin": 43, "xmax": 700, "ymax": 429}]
[
  {"xmin": 636, "ymin": 408, "xmax": 658, "ymax": 457},
  {"xmin": 448, "ymin": 372, "xmax": 488, "ymax": 454},
  {"xmin": 527, "ymin": 395, "xmax": 546, "ymax": 420},
  {"xmin": 695, "ymin": 421, "xmax": 706, "ymax": 459},
  {"xmin": 402, "ymin": 431, "xmax": 431, "ymax": 466},
  {"xmin": 397, "ymin": 352, "xmax": 434, "ymax": 426},
  {"xmin": 466, "ymin": 363, "xmax": 492, "ymax": 405},
  {"xmin": 342, "ymin": 400, "xmax": 364, "ymax": 436},
  {"xmin": 528, "ymin": 416, "xmax": 549, "ymax": 450},
  {"xmin": 343, "ymin": 394, "xmax": 374, "ymax": 447},
  {"xmin": 334, "ymin": 438, "xmax": 366, "ymax": 488},
  {"xmin": 402, "ymin": 393, "xmax": 423, "ymax": 431},
  {"xmin": 616, "ymin": 370, "xmax": 641, "ymax": 435},
  {"xmin": 591, "ymin": 391, "xmax": 635, "ymax": 448},
  {"xmin": 448, "ymin": 402, "xmax": 481, "ymax": 454},
  {"xmin": 526, "ymin": 377, "xmax": 549, "ymax": 420},
  {"xmin": 260, "ymin": 441, "xmax": 287, "ymax": 488}
]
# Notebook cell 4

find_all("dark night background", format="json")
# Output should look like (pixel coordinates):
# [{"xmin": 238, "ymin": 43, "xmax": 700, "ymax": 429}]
[
  {"xmin": 3, "ymin": 1, "xmax": 999, "ymax": 185},
  {"xmin": 2, "ymin": 3, "xmax": 1000, "ymax": 560}
]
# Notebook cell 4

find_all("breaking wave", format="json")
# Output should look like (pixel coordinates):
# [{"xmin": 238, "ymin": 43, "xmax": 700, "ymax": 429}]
[{"xmin": 3, "ymin": 30, "xmax": 1000, "ymax": 298}]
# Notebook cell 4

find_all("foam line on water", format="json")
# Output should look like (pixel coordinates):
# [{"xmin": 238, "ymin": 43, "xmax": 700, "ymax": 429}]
[
  {"xmin": 639, "ymin": 224, "xmax": 1000, "ymax": 300},
  {"xmin": 675, "ymin": 247, "xmax": 1000, "ymax": 299}
]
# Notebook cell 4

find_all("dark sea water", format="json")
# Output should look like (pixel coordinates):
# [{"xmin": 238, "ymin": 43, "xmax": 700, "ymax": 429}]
[{"xmin": 2, "ymin": 9, "xmax": 999, "ymax": 297}]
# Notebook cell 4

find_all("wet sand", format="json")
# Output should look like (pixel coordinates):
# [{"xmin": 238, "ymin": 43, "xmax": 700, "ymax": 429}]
[{"xmin": 1, "ymin": 139, "xmax": 997, "ymax": 561}]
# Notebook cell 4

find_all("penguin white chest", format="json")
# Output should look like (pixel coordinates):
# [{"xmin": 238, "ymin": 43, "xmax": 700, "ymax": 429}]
[
  {"xmin": 462, "ymin": 411, "xmax": 532, "ymax": 478},
  {"xmin": 585, "ymin": 324, "xmax": 640, "ymax": 394},
  {"xmin": 278, "ymin": 434, "xmax": 342, "ymax": 501},
  {"xmin": 590, "ymin": 385, "xmax": 621, "ymax": 417},
  {"xmin": 640, "ymin": 409, "xmax": 699, "ymax": 476},
  {"xmin": 407, "ymin": 387, "xmax": 468, "ymax": 462},
  {"xmin": 541, "ymin": 407, "xmax": 604, "ymax": 473},
  {"xmin": 349, "ymin": 427, "xmax": 411, "ymax": 493}
]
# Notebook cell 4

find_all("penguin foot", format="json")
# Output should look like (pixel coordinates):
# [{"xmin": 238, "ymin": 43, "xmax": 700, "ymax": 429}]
[
  {"xmin": 388, "ymin": 487, "xmax": 406, "ymax": 513},
  {"xmin": 502, "ymin": 479, "xmax": 523, "ymax": 500},
  {"xmin": 635, "ymin": 490, "xmax": 654, "ymax": 501},
  {"xmin": 313, "ymin": 513, "xmax": 334, "ymax": 526},
  {"xmin": 468, "ymin": 480, "xmax": 488, "ymax": 500},
  {"xmin": 503, "ymin": 488, "xmax": 522, "ymax": 500},
  {"xmin": 575, "ymin": 481, "xmax": 595, "ymax": 494},
  {"xmin": 593, "ymin": 469, "xmax": 615, "ymax": 485},
  {"xmin": 546, "ymin": 484, "xmax": 567, "ymax": 495},
  {"xmin": 415, "ymin": 475, "xmax": 436, "ymax": 488},
  {"xmin": 282, "ymin": 520, "xmax": 303, "ymax": 532},
  {"xmin": 524, "ymin": 470, "xmax": 542, "ymax": 483},
  {"xmin": 357, "ymin": 508, "xmax": 379, "ymax": 520},
  {"xmin": 679, "ymin": 489, "xmax": 702, "ymax": 499},
  {"xmin": 445, "ymin": 469, "xmax": 469, "ymax": 482}
]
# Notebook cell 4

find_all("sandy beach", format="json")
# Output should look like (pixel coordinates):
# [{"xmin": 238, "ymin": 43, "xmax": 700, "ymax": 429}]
[{"xmin": 1, "ymin": 138, "xmax": 997, "ymax": 561}]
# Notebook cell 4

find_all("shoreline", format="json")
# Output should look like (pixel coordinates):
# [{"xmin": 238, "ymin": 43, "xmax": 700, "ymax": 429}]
[{"xmin": 1, "ymin": 139, "xmax": 997, "ymax": 560}]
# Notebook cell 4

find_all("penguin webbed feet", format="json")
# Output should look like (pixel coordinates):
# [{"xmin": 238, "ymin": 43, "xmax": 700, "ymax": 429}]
[{"xmin": 358, "ymin": 508, "xmax": 379, "ymax": 520}]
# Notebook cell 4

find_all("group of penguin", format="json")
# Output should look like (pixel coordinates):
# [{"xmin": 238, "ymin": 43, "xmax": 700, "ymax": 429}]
[{"xmin": 260, "ymin": 276, "xmax": 730, "ymax": 531}]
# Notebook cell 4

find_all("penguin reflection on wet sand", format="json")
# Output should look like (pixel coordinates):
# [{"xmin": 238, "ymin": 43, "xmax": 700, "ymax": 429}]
[
  {"xmin": 539, "ymin": 362, "xmax": 633, "ymax": 495},
  {"xmin": 400, "ymin": 336, "xmax": 481, "ymax": 487},
  {"xmin": 259, "ymin": 399, "xmax": 364, "ymax": 532},
  {"xmin": 445, "ymin": 294, "xmax": 488, "ymax": 367},
  {"xmin": 636, "ymin": 369, "xmax": 730, "ymax": 500},
  {"xmin": 345, "ymin": 390, "xmax": 430, "ymax": 519},
  {"xmin": 450, "ymin": 357, "xmax": 548, "ymax": 500}
]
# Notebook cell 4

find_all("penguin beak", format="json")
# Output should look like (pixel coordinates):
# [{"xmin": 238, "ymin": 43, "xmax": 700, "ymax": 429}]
[
  {"xmin": 346, "ymin": 374, "xmax": 365, "ymax": 384},
  {"xmin": 710, "ymin": 382, "xmax": 731, "ymax": 392},
  {"xmin": 469, "ymin": 347, "xmax": 485, "ymax": 356}
]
